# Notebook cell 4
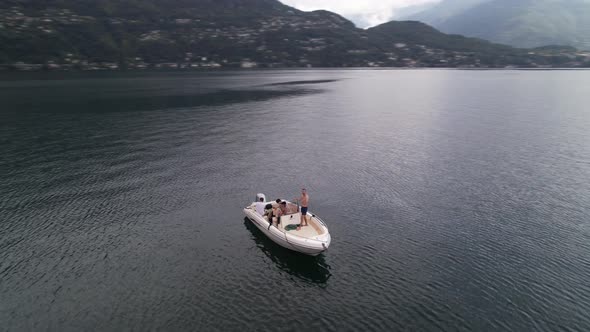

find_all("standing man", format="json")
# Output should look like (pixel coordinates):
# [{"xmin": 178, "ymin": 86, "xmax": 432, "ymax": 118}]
[{"xmin": 297, "ymin": 188, "xmax": 309, "ymax": 230}]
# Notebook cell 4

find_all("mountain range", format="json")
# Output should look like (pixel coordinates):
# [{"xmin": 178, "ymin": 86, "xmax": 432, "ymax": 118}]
[
  {"xmin": 402, "ymin": 0, "xmax": 590, "ymax": 50},
  {"xmin": 0, "ymin": 0, "xmax": 588, "ymax": 70}
]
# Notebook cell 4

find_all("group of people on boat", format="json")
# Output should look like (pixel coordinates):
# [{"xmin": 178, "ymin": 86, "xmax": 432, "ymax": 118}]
[{"xmin": 255, "ymin": 188, "xmax": 309, "ymax": 230}]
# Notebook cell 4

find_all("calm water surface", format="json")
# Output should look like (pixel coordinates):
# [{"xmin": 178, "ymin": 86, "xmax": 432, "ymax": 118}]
[{"xmin": 1, "ymin": 69, "xmax": 590, "ymax": 331}]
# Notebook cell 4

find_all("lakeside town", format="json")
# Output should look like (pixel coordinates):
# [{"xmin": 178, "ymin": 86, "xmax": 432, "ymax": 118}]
[{"xmin": 2, "ymin": 5, "xmax": 590, "ymax": 71}]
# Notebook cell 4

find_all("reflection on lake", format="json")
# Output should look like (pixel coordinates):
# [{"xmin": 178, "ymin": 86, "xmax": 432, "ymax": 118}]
[{"xmin": 243, "ymin": 218, "xmax": 332, "ymax": 285}]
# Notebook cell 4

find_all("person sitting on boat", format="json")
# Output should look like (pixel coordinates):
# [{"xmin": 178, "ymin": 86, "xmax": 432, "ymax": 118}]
[
  {"xmin": 264, "ymin": 203, "xmax": 273, "ymax": 222},
  {"xmin": 280, "ymin": 201, "xmax": 290, "ymax": 216},
  {"xmin": 268, "ymin": 199, "xmax": 294, "ymax": 225},
  {"xmin": 272, "ymin": 201, "xmax": 288, "ymax": 223},
  {"xmin": 265, "ymin": 199, "xmax": 280, "ymax": 225},
  {"xmin": 255, "ymin": 197, "xmax": 266, "ymax": 216}
]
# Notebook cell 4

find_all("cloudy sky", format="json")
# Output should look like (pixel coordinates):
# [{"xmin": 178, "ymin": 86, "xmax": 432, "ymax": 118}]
[{"xmin": 280, "ymin": 0, "xmax": 440, "ymax": 28}]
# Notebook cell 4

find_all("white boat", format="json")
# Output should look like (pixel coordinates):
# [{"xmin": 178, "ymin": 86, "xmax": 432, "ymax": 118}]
[{"xmin": 244, "ymin": 193, "xmax": 331, "ymax": 256}]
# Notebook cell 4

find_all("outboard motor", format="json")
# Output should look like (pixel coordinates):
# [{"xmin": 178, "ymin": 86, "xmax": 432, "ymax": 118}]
[{"xmin": 256, "ymin": 193, "xmax": 266, "ymax": 203}]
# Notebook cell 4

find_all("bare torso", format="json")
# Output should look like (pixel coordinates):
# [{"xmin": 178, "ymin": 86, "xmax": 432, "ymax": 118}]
[{"xmin": 300, "ymin": 193, "xmax": 309, "ymax": 207}]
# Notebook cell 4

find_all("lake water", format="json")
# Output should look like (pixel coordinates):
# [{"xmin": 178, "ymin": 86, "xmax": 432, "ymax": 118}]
[{"xmin": 1, "ymin": 69, "xmax": 590, "ymax": 331}]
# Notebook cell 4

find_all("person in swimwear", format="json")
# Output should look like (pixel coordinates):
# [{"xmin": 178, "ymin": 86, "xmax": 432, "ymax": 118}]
[{"xmin": 296, "ymin": 188, "xmax": 309, "ymax": 230}]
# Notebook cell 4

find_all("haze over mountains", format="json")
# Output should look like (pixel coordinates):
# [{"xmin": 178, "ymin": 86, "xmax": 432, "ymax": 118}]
[{"xmin": 401, "ymin": 0, "xmax": 590, "ymax": 50}]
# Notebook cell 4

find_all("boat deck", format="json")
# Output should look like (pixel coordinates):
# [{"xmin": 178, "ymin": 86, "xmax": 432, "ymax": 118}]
[{"xmin": 279, "ymin": 213, "xmax": 324, "ymax": 238}]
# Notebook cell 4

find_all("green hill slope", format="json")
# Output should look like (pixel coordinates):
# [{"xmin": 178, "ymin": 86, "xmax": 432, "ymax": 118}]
[
  {"xmin": 367, "ymin": 20, "xmax": 549, "ymax": 67},
  {"xmin": 0, "ymin": 0, "xmax": 374, "ymax": 66},
  {"xmin": 0, "ymin": 0, "xmax": 587, "ymax": 68}
]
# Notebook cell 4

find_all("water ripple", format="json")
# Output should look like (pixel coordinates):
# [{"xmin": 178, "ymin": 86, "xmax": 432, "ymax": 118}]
[{"xmin": 2, "ymin": 70, "xmax": 590, "ymax": 331}]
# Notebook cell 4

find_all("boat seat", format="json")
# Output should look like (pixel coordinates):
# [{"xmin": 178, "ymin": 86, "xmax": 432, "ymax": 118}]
[{"xmin": 280, "ymin": 212, "xmax": 301, "ymax": 231}]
